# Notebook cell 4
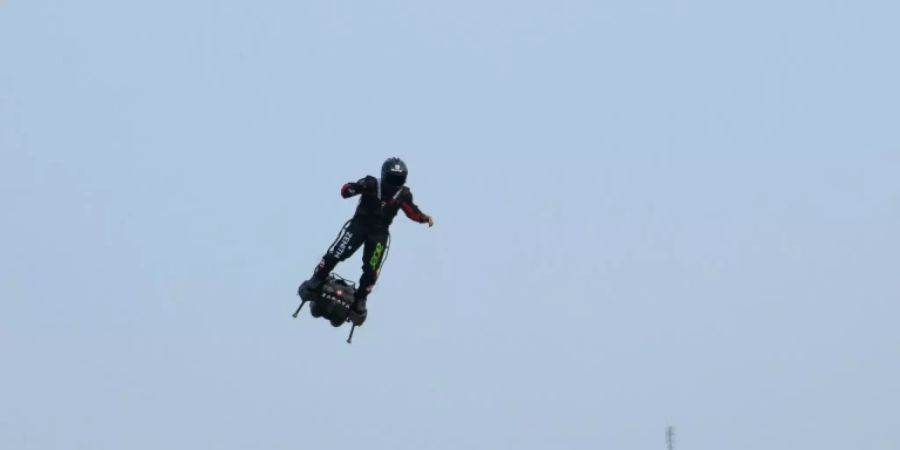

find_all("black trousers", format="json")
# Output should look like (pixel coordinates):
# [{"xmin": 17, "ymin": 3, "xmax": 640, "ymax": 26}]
[{"xmin": 313, "ymin": 219, "xmax": 389, "ymax": 300}]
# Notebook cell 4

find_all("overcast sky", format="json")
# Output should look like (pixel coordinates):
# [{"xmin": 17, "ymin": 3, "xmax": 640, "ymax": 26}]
[{"xmin": 2, "ymin": 1, "xmax": 899, "ymax": 449}]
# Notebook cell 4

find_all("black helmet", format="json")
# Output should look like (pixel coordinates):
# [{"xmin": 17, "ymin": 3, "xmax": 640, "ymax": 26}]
[{"xmin": 381, "ymin": 157, "xmax": 408, "ymax": 187}]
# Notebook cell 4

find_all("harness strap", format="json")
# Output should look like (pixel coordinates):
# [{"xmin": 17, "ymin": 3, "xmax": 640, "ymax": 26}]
[{"xmin": 377, "ymin": 178, "xmax": 404, "ymax": 205}]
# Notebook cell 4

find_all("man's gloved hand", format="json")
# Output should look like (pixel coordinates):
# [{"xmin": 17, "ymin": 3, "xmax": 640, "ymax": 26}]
[{"xmin": 424, "ymin": 215, "xmax": 434, "ymax": 227}]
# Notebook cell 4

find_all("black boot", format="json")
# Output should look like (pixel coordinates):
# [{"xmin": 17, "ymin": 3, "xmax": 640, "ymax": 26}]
[
  {"xmin": 307, "ymin": 275, "xmax": 326, "ymax": 290},
  {"xmin": 350, "ymin": 296, "xmax": 368, "ymax": 325},
  {"xmin": 352, "ymin": 297, "xmax": 367, "ymax": 314},
  {"xmin": 298, "ymin": 274, "xmax": 327, "ymax": 300}
]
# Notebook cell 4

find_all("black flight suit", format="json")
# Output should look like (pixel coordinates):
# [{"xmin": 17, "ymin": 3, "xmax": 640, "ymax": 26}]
[{"xmin": 311, "ymin": 175, "xmax": 430, "ymax": 302}]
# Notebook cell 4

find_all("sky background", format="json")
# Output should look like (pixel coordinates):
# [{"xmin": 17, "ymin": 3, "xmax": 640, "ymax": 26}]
[{"xmin": 2, "ymin": 1, "xmax": 899, "ymax": 449}]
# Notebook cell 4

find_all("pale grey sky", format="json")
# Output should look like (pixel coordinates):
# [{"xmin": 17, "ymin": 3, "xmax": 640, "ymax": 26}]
[{"xmin": 2, "ymin": 1, "xmax": 899, "ymax": 449}]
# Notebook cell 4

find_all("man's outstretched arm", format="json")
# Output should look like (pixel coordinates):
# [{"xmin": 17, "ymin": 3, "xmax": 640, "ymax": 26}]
[
  {"xmin": 401, "ymin": 191, "xmax": 434, "ymax": 227},
  {"xmin": 341, "ymin": 176, "xmax": 375, "ymax": 198}
]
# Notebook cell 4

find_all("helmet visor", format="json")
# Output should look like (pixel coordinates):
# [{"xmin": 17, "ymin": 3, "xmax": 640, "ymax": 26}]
[{"xmin": 383, "ymin": 172, "xmax": 407, "ymax": 187}]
